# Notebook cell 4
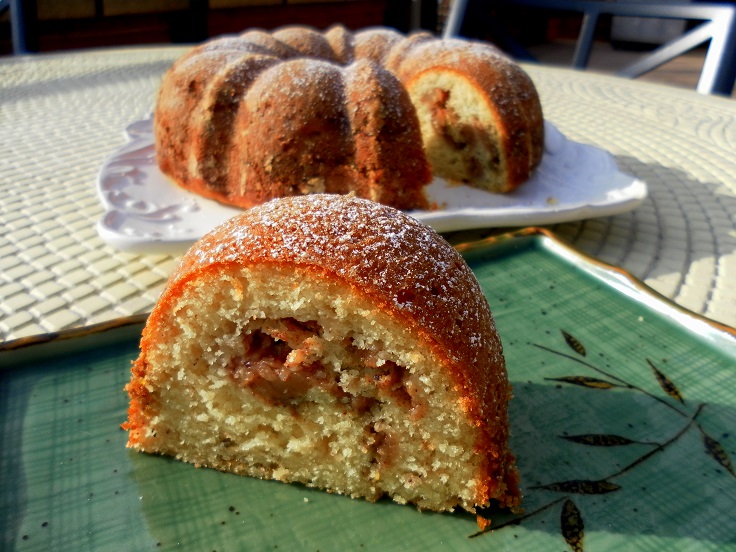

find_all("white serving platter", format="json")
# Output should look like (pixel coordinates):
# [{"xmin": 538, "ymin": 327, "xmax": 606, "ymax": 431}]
[{"xmin": 97, "ymin": 118, "xmax": 647, "ymax": 254}]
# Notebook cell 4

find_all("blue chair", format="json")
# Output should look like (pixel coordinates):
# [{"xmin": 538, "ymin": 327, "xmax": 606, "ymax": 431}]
[
  {"xmin": 443, "ymin": 0, "xmax": 736, "ymax": 96},
  {"xmin": 1, "ymin": 0, "xmax": 30, "ymax": 54}
]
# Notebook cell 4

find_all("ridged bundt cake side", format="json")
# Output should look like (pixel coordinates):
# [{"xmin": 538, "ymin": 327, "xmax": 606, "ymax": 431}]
[
  {"xmin": 223, "ymin": 58, "xmax": 432, "ymax": 210},
  {"xmin": 124, "ymin": 195, "xmax": 520, "ymax": 515}
]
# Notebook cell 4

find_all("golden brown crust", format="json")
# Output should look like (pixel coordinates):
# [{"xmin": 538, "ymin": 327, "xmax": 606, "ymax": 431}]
[
  {"xmin": 154, "ymin": 50, "xmax": 241, "ymax": 193},
  {"xmin": 131, "ymin": 195, "xmax": 518, "ymax": 508},
  {"xmin": 230, "ymin": 59, "xmax": 356, "ymax": 206},
  {"xmin": 352, "ymin": 27, "xmax": 406, "ymax": 65},
  {"xmin": 271, "ymin": 26, "xmax": 339, "ymax": 62},
  {"xmin": 324, "ymin": 24, "xmax": 354, "ymax": 64},
  {"xmin": 344, "ymin": 60, "xmax": 432, "ymax": 209},
  {"xmin": 236, "ymin": 29, "xmax": 300, "ymax": 58}
]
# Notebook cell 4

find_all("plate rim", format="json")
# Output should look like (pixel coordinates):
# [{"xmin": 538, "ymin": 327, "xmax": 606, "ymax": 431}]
[{"xmin": 457, "ymin": 227, "xmax": 736, "ymax": 342}]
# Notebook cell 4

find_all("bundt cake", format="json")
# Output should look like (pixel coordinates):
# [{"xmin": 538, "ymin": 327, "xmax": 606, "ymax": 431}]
[
  {"xmin": 154, "ymin": 25, "xmax": 544, "ymax": 210},
  {"xmin": 124, "ymin": 194, "xmax": 520, "ymax": 516}
]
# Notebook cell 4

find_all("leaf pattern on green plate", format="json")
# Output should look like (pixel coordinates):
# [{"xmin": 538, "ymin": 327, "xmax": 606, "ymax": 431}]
[
  {"xmin": 533, "ymin": 479, "xmax": 622, "ymax": 495},
  {"xmin": 475, "ymin": 326, "xmax": 734, "ymax": 546},
  {"xmin": 560, "ymin": 499, "xmax": 585, "ymax": 552},
  {"xmin": 702, "ymin": 431, "xmax": 736, "ymax": 478},
  {"xmin": 560, "ymin": 434, "xmax": 653, "ymax": 447},
  {"xmin": 561, "ymin": 330, "xmax": 586, "ymax": 356},
  {"xmin": 647, "ymin": 358, "xmax": 685, "ymax": 404},
  {"xmin": 546, "ymin": 376, "xmax": 619, "ymax": 389}
]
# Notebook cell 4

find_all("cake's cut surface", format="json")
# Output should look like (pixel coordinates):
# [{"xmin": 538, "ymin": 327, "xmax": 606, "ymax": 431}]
[{"xmin": 124, "ymin": 195, "xmax": 520, "ymax": 514}]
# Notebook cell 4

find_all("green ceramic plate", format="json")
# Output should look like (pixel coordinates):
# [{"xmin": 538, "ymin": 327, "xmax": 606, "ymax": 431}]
[{"xmin": 2, "ymin": 229, "xmax": 735, "ymax": 551}]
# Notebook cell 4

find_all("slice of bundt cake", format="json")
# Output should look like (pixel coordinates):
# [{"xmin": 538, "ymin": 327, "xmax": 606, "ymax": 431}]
[{"xmin": 124, "ymin": 195, "xmax": 520, "ymax": 514}]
